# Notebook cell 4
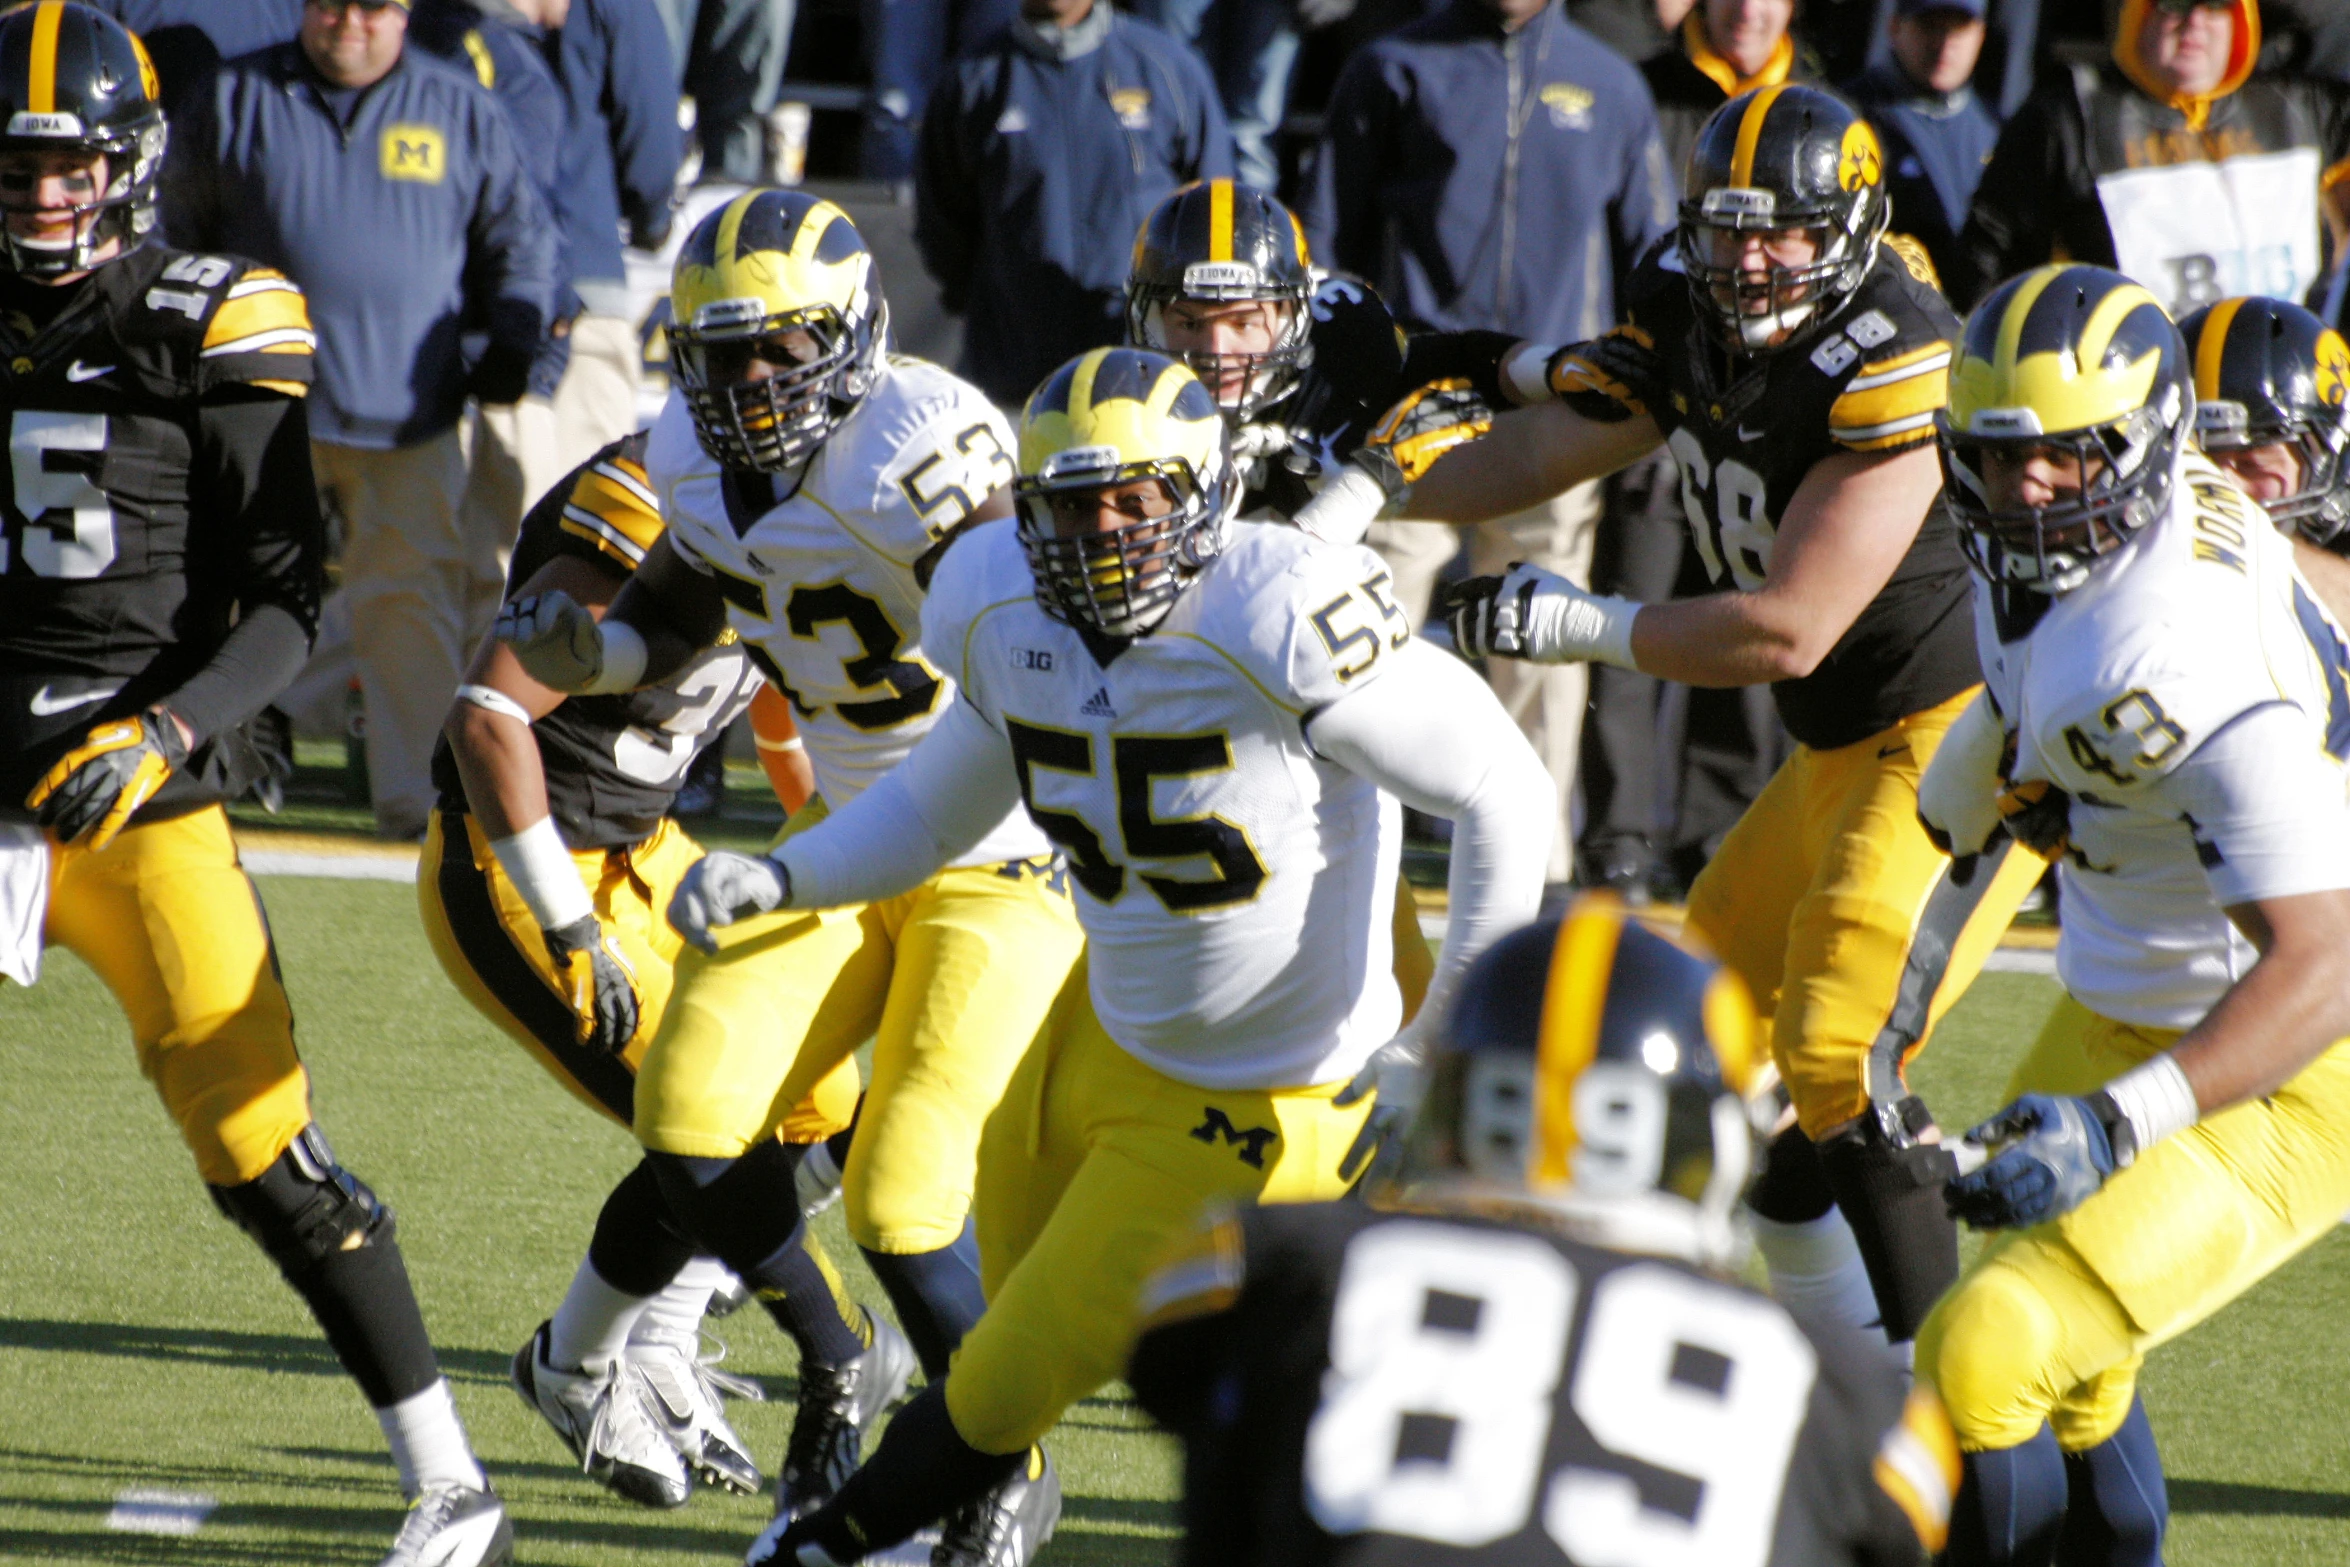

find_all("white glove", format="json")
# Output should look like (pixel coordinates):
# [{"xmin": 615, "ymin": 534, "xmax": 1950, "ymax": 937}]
[
  {"xmin": 667, "ymin": 850, "xmax": 791, "ymax": 954},
  {"xmin": 1916, "ymin": 689, "xmax": 2007, "ymax": 859},
  {"xmin": 1289, "ymin": 462, "xmax": 1390, "ymax": 546},
  {"xmin": 496, "ymin": 591, "xmax": 609, "ymax": 692},
  {"xmin": 1334, "ymin": 1029, "xmax": 1430, "ymax": 1185},
  {"xmin": 1445, "ymin": 562, "xmax": 1640, "ymax": 668}
]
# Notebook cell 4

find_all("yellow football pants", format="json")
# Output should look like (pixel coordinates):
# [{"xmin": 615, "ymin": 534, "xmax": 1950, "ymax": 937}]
[
  {"xmin": 39, "ymin": 806, "xmax": 310, "ymax": 1187},
  {"xmin": 1918, "ymin": 994, "xmax": 2350, "ymax": 1451},
  {"xmin": 416, "ymin": 809, "xmax": 858, "ymax": 1137},
  {"xmin": 944, "ymin": 959, "xmax": 1372, "ymax": 1454},
  {"xmin": 1685, "ymin": 685, "xmax": 2045, "ymax": 1137},
  {"xmin": 634, "ymin": 800, "xmax": 1084, "ymax": 1256}
]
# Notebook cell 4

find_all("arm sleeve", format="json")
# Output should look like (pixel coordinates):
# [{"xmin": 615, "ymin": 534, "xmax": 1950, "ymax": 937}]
[
  {"xmin": 913, "ymin": 70, "xmax": 978, "ymax": 311},
  {"xmin": 774, "ymin": 697, "xmax": 1026, "ymax": 906},
  {"xmin": 2146, "ymin": 702, "xmax": 2350, "ymax": 907},
  {"xmin": 1304, "ymin": 638, "xmax": 1555, "ymax": 1035},
  {"xmin": 602, "ymin": 0, "xmax": 684, "ymax": 236},
  {"xmin": 165, "ymin": 393, "xmax": 327, "ymax": 745}
]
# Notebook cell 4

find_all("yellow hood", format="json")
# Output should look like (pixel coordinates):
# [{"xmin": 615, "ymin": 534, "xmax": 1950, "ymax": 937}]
[
  {"xmin": 1682, "ymin": 12, "xmax": 1795, "ymax": 100},
  {"xmin": 2112, "ymin": 0, "xmax": 2259, "ymax": 131}
]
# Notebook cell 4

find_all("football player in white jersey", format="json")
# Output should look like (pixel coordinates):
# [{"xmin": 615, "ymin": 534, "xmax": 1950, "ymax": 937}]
[
  {"xmin": 493, "ymin": 190, "xmax": 1086, "ymax": 1560},
  {"xmin": 664, "ymin": 347, "xmax": 1555, "ymax": 1565},
  {"xmin": 1914, "ymin": 265, "xmax": 2350, "ymax": 1565}
]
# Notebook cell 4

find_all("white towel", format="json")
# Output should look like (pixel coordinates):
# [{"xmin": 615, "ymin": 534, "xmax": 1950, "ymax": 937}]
[{"xmin": 0, "ymin": 822, "xmax": 50, "ymax": 986}]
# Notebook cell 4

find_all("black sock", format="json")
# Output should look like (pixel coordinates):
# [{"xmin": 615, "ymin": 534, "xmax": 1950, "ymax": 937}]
[
  {"xmin": 2058, "ymin": 1396, "xmax": 2167, "ymax": 1567},
  {"xmin": 1949, "ymin": 1427, "xmax": 2066, "ymax": 1567},
  {"xmin": 1817, "ymin": 1119, "xmax": 1959, "ymax": 1341},
  {"xmin": 798, "ymin": 1385, "xmax": 1020, "ymax": 1559},
  {"xmin": 588, "ymin": 1156, "xmax": 698, "ymax": 1297},
  {"xmin": 763, "ymin": 1228, "xmax": 872, "ymax": 1369},
  {"xmin": 285, "ymin": 1237, "xmax": 442, "ymax": 1408},
  {"xmin": 861, "ymin": 1221, "xmax": 986, "ymax": 1379}
]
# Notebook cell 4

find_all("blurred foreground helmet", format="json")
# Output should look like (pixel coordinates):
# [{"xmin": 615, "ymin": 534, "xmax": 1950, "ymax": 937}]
[
  {"xmin": 0, "ymin": 1, "xmax": 166, "ymax": 277},
  {"xmin": 1014, "ymin": 348, "xmax": 1237, "ymax": 639},
  {"xmin": 1677, "ymin": 84, "xmax": 1887, "ymax": 354},
  {"xmin": 1940, "ymin": 265, "xmax": 2191, "ymax": 595},
  {"xmin": 1400, "ymin": 895, "xmax": 1764, "ymax": 1270},
  {"xmin": 1126, "ymin": 179, "xmax": 1315, "ymax": 422},
  {"xmin": 669, "ymin": 189, "xmax": 887, "ymax": 473},
  {"xmin": 2178, "ymin": 295, "xmax": 2350, "ymax": 547}
]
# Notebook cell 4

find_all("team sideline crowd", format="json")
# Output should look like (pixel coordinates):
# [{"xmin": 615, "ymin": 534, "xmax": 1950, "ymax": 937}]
[{"xmin": 9, "ymin": 0, "xmax": 2350, "ymax": 1564}]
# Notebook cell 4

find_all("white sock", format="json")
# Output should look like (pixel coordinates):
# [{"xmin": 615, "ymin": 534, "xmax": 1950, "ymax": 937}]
[
  {"xmin": 1749, "ymin": 1208, "xmax": 1884, "ymax": 1336},
  {"xmin": 630, "ymin": 1255, "xmax": 730, "ymax": 1349},
  {"xmin": 377, "ymin": 1379, "xmax": 487, "ymax": 1498},
  {"xmin": 546, "ymin": 1255, "xmax": 654, "ymax": 1373}
]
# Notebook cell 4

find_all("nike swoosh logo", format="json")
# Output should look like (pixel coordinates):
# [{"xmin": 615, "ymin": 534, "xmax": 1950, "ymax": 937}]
[
  {"xmin": 65, "ymin": 360, "xmax": 112, "ymax": 382},
  {"xmin": 29, "ymin": 683, "xmax": 118, "ymax": 716},
  {"xmin": 1735, "ymin": 424, "xmax": 1766, "ymax": 443},
  {"xmin": 1879, "ymin": 742, "xmax": 1909, "ymax": 759}
]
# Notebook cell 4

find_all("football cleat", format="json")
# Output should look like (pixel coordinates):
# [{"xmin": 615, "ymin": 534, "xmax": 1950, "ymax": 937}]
[
  {"xmin": 511, "ymin": 1321, "xmax": 692, "ymax": 1509},
  {"xmin": 376, "ymin": 1483, "xmax": 514, "ymax": 1567},
  {"xmin": 773, "ymin": 1310, "xmax": 918, "ymax": 1521},
  {"xmin": 933, "ymin": 1448, "xmax": 1060, "ymax": 1567},
  {"xmin": 795, "ymin": 1140, "xmax": 845, "ymax": 1217},
  {"xmin": 630, "ymin": 1326, "xmax": 766, "ymax": 1496}
]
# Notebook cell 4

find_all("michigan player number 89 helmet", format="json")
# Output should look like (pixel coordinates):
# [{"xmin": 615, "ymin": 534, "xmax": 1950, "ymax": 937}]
[
  {"xmin": 1400, "ymin": 895, "xmax": 1765, "ymax": 1271},
  {"xmin": 669, "ymin": 189, "xmax": 888, "ymax": 474},
  {"xmin": 0, "ymin": 2, "xmax": 167, "ymax": 278},
  {"xmin": 1940, "ymin": 264, "xmax": 2193, "ymax": 594},
  {"xmin": 1015, "ymin": 348, "xmax": 1239, "ymax": 639}
]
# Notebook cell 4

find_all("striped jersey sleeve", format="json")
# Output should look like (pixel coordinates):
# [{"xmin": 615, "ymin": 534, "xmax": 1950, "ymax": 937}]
[
  {"xmin": 557, "ymin": 440, "xmax": 665, "ymax": 568},
  {"xmin": 198, "ymin": 266, "xmax": 316, "ymax": 397},
  {"xmin": 1872, "ymin": 1382, "xmax": 1962, "ymax": 1555},
  {"xmin": 1829, "ymin": 338, "xmax": 1952, "ymax": 453}
]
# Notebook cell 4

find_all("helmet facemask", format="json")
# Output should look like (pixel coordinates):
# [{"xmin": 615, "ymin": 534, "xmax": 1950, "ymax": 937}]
[
  {"xmin": 1015, "ymin": 444, "xmax": 1233, "ymax": 639},
  {"xmin": 1127, "ymin": 263, "xmax": 1313, "ymax": 424},
  {"xmin": 1678, "ymin": 181, "xmax": 1884, "ymax": 355},
  {"xmin": 0, "ymin": 120, "xmax": 166, "ymax": 279},
  {"xmin": 671, "ymin": 293, "xmax": 887, "ymax": 474},
  {"xmin": 2196, "ymin": 397, "xmax": 2350, "ymax": 547}
]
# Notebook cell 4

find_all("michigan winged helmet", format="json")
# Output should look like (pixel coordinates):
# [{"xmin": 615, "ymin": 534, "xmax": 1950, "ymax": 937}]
[
  {"xmin": 1014, "ymin": 347, "xmax": 1238, "ymax": 640},
  {"xmin": 668, "ymin": 188, "xmax": 888, "ymax": 473},
  {"xmin": 0, "ymin": 0, "xmax": 166, "ymax": 276}
]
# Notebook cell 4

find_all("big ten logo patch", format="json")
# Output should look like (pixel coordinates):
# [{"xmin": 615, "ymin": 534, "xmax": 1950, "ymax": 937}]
[
  {"xmin": 1540, "ymin": 83, "xmax": 1594, "ymax": 131},
  {"xmin": 1109, "ymin": 87, "xmax": 1152, "ymax": 131},
  {"xmin": 380, "ymin": 124, "xmax": 447, "ymax": 184}
]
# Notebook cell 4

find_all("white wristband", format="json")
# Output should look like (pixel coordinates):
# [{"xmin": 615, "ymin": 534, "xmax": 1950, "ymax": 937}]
[
  {"xmin": 1576, "ymin": 592, "xmax": 1642, "ymax": 670},
  {"xmin": 457, "ymin": 683, "xmax": 535, "ymax": 725},
  {"xmin": 1502, "ymin": 341, "xmax": 1561, "ymax": 406},
  {"xmin": 1523, "ymin": 581, "xmax": 1641, "ymax": 668},
  {"xmin": 582, "ymin": 619, "xmax": 648, "ymax": 694},
  {"xmin": 488, "ymin": 817, "xmax": 595, "ymax": 931},
  {"xmin": 2102, "ymin": 1053, "xmax": 2199, "ymax": 1163},
  {"xmin": 755, "ymin": 732, "xmax": 806, "ymax": 753},
  {"xmin": 1292, "ymin": 463, "xmax": 1388, "ymax": 546}
]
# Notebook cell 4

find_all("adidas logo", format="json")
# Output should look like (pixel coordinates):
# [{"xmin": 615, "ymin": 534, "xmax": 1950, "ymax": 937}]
[{"xmin": 1079, "ymin": 686, "xmax": 1116, "ymax": 718}]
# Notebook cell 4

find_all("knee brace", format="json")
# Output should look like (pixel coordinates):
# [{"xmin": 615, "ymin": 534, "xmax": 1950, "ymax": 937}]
[
  {"xmin": 208, "ymin": 1124, "xmax": 394, "ymax": 1276},
  {"xmin": 1818, "ymin": 1106, "xmax": 1959, "ymax": 1342}
]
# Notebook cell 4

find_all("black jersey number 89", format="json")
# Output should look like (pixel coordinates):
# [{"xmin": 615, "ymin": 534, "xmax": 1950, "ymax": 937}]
[{"xmin": 1303, "ymin": 1220, "xmax": 1817, "ymax": 1566}]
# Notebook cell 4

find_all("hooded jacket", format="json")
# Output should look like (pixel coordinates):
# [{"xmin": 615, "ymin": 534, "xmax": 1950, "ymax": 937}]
[
  {"xmin": 1951, "ymin": 0, "xmax": 2350, "ymax": 311},
  {"xmin": 1641, "ymin": 11, "xmax": 1819, "ymax": 181}
]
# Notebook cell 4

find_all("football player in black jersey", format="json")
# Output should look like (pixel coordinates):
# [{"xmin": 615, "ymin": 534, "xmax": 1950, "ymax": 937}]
[
  {"xmin": 1399, "ymin": 85, "xmax": 2048, "ymax": 1355},
  {"xmin": 0, "ymin": 7, "xmax": 508, "ymax": 1565},
  {"xmin": 1129, "ymin": 895, "xmax": 1959, "ymax": 1566},
  {"xmin": 2178, "ymin": 295, "xmax": 2350, "ymax": 624},
  {"xmin": 420, "ymin": 433, "xmax": 908, "ymax": 1515}
]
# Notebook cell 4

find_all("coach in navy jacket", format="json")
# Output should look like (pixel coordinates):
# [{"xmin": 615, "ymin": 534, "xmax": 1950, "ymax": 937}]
[
  {"xmin": 915, "ymin": 0, "xmax": 1233, "ymax": 407},
  {"xmin": 1304, "ymin": 0, "xmax": 1674, "ymax": 345}
]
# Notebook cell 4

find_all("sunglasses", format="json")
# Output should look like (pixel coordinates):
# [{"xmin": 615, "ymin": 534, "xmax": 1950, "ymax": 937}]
[{"xmin": 2147, "ymin": 0, "xmax": 2232, "ymax": 14}]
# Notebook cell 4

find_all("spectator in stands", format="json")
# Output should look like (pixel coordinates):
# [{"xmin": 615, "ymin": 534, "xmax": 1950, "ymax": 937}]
[
  {"xmin": 165, "ymin": 0, "xmax": 557, "ymax": 839},
  {"xmin": 1132, "ymin": 0, "xmax": 1306, "ymax": 192},
  {"xmin": 863, "ymin": 0, "xmax": 1016, "ymax": 184},
  {"xmin": 1843, "ymin": 0, "xmax": 2000, "ymax": 285},
  {"xmin": 1645, "ymin": 0, "xmax": 1816, "ymax": 170},
  {"xmin": 1307, "ymin": 0, "xmax": 1674, "ymax": 881},
  {"xmin": 1952, "ymin": 0, "xmax": 2350, "ymax": 313},
  {"xmin": 1568, "ymin": 0, "xmax": 1693, "ymax": 64},
  {"xmin": 656, "ymin": 0, "xmax": 790, "ymax": 182},
  {"xmin": 915, "ymin": 0, "xmax": 1231, "ymax": 407},
  {"xmin": 89, "ymin": 0, "xmax": 303, "ymax": 110}
]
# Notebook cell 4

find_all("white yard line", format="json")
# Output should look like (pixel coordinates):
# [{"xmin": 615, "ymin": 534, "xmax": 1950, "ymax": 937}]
[
  {"xmin": 105, "ymin": 1489, "xmax": 215, "ymax": 1536},
  {"xmin": 243, "ymin": 850, "xmax": 417, "ymax": 883}
]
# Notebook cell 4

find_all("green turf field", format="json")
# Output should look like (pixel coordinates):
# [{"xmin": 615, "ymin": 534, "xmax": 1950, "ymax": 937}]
[{"xmin": 3, "ymin": 876, "xmax": 2346, "ymax": 1564}]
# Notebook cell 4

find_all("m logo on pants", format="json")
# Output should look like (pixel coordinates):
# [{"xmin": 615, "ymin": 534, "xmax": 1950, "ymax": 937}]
[{"xmin": 1191, "ymin": 1108, "xmax": 1277, "ymax": 1169}]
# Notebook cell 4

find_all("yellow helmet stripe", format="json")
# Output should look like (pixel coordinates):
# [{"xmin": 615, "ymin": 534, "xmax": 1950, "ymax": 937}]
[
  {"xmin": 1528, "ymin": 897, "xmax": 1626, "ymax": 1188},
  {"xmin": 711, "ymin": 190, "xmax": 760, "ymax": 284},
  {"xmin": 1728, "ymin": 83, "xmax": 1791, "ymax": 188},
  {"xmin": 1208, "ymin": 178, "xmax": 1233, "ymax": 263},
  {"xmin": 2079, "ymin": 280, "xmax": 2163, "ymax": 372},
  {"xmin": 1988, "ymin": 264, "xmax": 2065, "ymax": 382},
  {"xmin": 1145, "ymin": 357, "xmax": 1191, "ymax": 418},
  {"xmin": 794, "ymin": 198, "xmax": 851, "ymax": 263},
  {"xmin": 2193, "ymin": 294, "xmax": 2249, "ymax": 402},
  {"xmin": 1289, "ymin": 206, "xmax": 1311, "ymax": 269},
  {"xmin": 27, "ymin": 0, "xmax": 61, "ymax": 115},
  {"xmin": 1069, "ymin": 347, "xmax": 1108, "ymax": 421}
]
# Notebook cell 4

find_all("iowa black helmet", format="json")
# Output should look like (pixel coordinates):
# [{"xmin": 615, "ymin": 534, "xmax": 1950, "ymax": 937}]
[
  {"xmin": 2178, "ymin": 296, "xmax": 2350, "ymax": 547},
  {"xmin": 1401, "ymin": 896, "xmax": 1764, "ymax": 1269},
  {"xmin": 1942, "ymin": 265, "xmax": 2192, "ymax": 595},
  {"xmin": 0, "ymin": 1, "xmax": 165, "ymax": 277},
  {"xmin": 1127, "ymin": 179, "xmax": 1314, "ymax": 421},
  {"xmin": 1679, "ymin": 84, "xmax": 1889, "ymax": 355}
]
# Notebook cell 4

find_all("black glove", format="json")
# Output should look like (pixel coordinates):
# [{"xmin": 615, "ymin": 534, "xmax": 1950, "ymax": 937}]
[
  {"xmin": 26, "ymin": 706, "xmax": 190, "ymax": 850},
  {"xmin": 469, "ymin": 340, "xmax": 535, "ymax": 406},
  {"xmin": 1997, "ymin": 778, "xmax": 2074, "ymax": 859},
  {"xmin": 1354, "ymin": 378, "xmax": 1495, "ymax": 499},
  {"xmin": 629, "ymin": 204, "xmax": 674, "ymax": 253},
  {"xmin": 544, "ymin": 914, "xmax": 641, "ymax": 1056}
]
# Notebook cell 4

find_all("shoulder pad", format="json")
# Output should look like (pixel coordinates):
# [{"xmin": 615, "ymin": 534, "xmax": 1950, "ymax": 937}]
[
  {"xmin": 917, "ymin": 518, "xmax": 1030, "ymax": 692},
  {"xmin": 872, "ymin": 373, "xmax": 1018, "ymax": 546},
  {"xmin": 1882, "ymin": 232, "xmax": 1943, "ymax": 292},
  {"xmin": 554, "ymin": 437, "xmax": 664, "ymax": 570},
  {"xmin": 186, "ymin": 258, "xmax": 315, "ymax": 397},
  {"xmin": 1819, "ymin": 266, "xmax": 1956, "ymax": 453},
  {"xmin": 1194, "ymin": 525, "xmax": 1413, "ymax": 713}
]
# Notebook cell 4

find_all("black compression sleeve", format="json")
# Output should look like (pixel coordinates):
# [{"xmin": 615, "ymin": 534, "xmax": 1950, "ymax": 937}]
[{"xmin": 168, "ymin": 392, "xmax": 326, "ymax": 745}]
